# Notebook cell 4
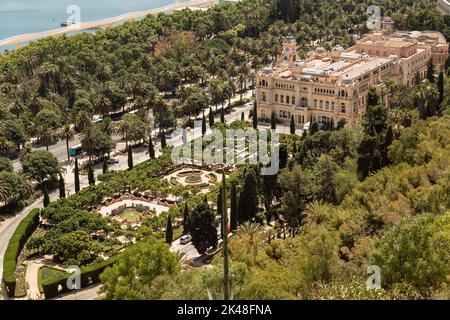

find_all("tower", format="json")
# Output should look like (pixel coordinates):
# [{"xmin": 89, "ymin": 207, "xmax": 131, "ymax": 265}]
[
  {"xmin": 381, "ymin": 16, "xmax": 394, "ymax": 33},
  {"xmin": 278, "ymin": 33, "xmax": 298, "ymax": 67}
]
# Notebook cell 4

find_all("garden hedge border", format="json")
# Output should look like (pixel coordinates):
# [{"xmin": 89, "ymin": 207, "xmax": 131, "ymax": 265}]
[
  {"xmin": 41, "ymin": 256, "xmax": 118, "ymax": 299},
  {"xmin": 2, "ymin": 208, "xmax": 40, "ymax": 296}
]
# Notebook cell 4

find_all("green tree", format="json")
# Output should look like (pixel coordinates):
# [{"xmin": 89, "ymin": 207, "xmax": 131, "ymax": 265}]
[
  {"xmin": 21, "ymin": 150, "xmax": 60, "ymax": 184},
  {"xmin": 74, "ymin": 157, "xmax": 80, "ymax": 193},
  {"xmin": 88, "ymin": 161, "xmax": 95, "ymax": 185},
  {"xmin": 102, "ymin": 159, "xmax": 108, "ymax": 174},
  {"xmin": 437, "ymin": 71, "xmax": 444, "ymax": 106},
  {"xmin": 426, "ymin": 59, "xmax": 435, "ymax": 83},
  {"xmin": 58, "ymin": 173, "xmax": 66, "ymax": 198},
  {"xmin": 372, "ymin": 213, "xmax": 450, "ymax": 297},
  {"xmin": 127, "ymin": 145, "xmax": 133, "ymax": 170},
  {"xmin": 0, "ymin": 157, "xmax": 13, "ymax": 172},
  {"xmin": 148, "ymin": 135, "xmax": 155, "ymax": 159},
  {"xmin": 43, "ymin": 183, "xmax": 50, "ymax": 207},
  {"xmin": 100, "ymin": 238, "xmax": 180, "ymax": 300},
  {"xmin": 57, "ymin": 230, "xmax": 96, "ymax": 264},
  {"xmin": 189, "ymin": 202, "xmax": 218, "ymax": 255},
  {"xmin": 165, "ymin": 214, "xmax": 173, "ymax": 244},
  {"xmin": 220, "ymin": 107, "xmax": 225, "ymax": 123},
  {"xmin": 252, "ymin": 101, "xmax": 258, "ymax": 129},
  {"xmin": 230, "ymin": 183, "xmax": 238, "ymax": 231},
  {"xmin": 160, "ymin": 130, "xmax": 167, "ymax": 149},
  {"xmin": 183, "ymin": 202, "xmax": 190, "ymax": 235},
  {"xmin": 237, "ymin": 168, "xmax": 259, "ymax": 223},
  {"xmin": 58, "ymin": 124, "xmax": 75, "ymax": 162},
  {"xmin": 209, "ymin": 107, "xmax": 215, "ymax": 127},
  {"xmin": 290, "ymin": 115, "xmax": 296, "ymax": 134},
  {"xmin": 271, "ymin": 111, "xmax": 276, "ymax": 130}
]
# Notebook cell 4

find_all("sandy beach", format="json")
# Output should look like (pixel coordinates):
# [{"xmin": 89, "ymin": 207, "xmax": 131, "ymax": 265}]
[{"xmin": 0, "ymin": 0, "xmax": 218, "ymax": 48}]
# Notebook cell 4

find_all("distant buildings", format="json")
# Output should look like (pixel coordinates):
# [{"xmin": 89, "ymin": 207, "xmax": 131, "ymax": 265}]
[
  {"xmin": 437, "ymin": 0, "xmax": 450, "ymax": 15},
  {"xmin": 256, "ymin": 21, "xmax": 448, "ymax": 129}
]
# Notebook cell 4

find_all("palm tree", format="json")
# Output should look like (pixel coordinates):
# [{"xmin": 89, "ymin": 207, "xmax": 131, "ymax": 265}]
[
  {"xmin": 0, "ymin": 137, "xmax": 16, "ymax": 156},
  {"xmin": 414, "ymin": 82, "xmax": 439, "ymax": 120},
  {"xmin": 303, "ymin": 200, "xmax": 332, "ymax": 225},
  {"xmin": 390, "ymin": 85, "xmax": 414, "ymax": 109},
  {"xmin": 59, "ymin": 124, "xmax": 76, "ymax": 161},
  {"xmin": 0, "ymin": 178, "xmax": 10, "ymax": 204}
]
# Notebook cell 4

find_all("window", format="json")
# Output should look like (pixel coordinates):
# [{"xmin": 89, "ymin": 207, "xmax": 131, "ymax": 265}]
[
  {"xmin": 325, "ymin": 101, "xmax": 329, "ymax": 110},
  {"xmin": 281, "ymin": 95, "xmax": 284, "ymax": 103},
  {"xmin": 292, "ymin": 97, "xmax": 295, "ymax": 105},
  {"xmin": 286, "ymin": 96, "xmax": 290, "ymax": 104},
  {"xmin": 320, "ymin": 100, "xmax": 323, "ymax": 109},
  {"xmin": 341, "ymin": 103, "xmax": 346, "ymax": 113},
  {"xmin": 262, "ymin": 92, "xmax": 267, "ymax": 102},
  {"xmin": 301, "ymin": 97, "xmax": 308, "ymax": 108},
  {"xmin": 331, "ymin": 102, "xmax": 335, "ymax": 111},
  {"xmin": 275, "ymin": 94, "xmax": 278, "ymax": 103},
  {"xmin": 314, "ymin": 99, "xmax": 317, "ymax": 108}
]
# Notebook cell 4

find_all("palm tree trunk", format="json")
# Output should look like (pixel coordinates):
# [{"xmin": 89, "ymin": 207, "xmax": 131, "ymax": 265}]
[{"xmin": 66, "ymin": 138, "xmax": 70, "ymax": 162}]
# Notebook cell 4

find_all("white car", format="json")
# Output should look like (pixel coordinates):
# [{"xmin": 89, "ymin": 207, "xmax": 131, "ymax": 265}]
[
  {"xmin": 179, "ymin": 234, "xmax": 192, "ymax": 245},
  {"xmin": 107, "ymin": 158, "xmax": 120, "ymax": 164}
]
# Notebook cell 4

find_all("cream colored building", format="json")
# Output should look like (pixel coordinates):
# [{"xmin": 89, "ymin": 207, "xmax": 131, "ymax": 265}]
[
  {"xmin": 256, "ymin": 29, "xmax": 448, "ymax": 128},
  {"xmin": 437, "ymin": 0, "xmax": 450, "ymax": 14}
]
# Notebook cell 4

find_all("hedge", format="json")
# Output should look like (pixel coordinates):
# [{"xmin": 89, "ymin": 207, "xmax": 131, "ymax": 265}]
[
  {"xmin": 2, "ymin": 208, "xmax": 40, "ymax": 296},
  {"xmin": 41, "ymin": 256, "xmax": 118, "ymax": 299}
]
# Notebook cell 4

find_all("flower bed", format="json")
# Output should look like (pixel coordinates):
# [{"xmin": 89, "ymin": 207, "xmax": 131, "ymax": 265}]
[{"xmin": 186, "ymin": 175, "xmax": 202, "ymax": 183}]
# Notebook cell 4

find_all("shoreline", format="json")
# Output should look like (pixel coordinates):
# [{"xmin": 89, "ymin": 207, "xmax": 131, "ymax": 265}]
[{"xmin": 0, "ymin": 0, "xmax": 218, "ymax": 48}]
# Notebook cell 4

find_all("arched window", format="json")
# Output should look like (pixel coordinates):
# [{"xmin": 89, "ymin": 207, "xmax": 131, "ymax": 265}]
[{"xmin": 301, "ymin": 97, "xmax": 308, "ymax": 108}]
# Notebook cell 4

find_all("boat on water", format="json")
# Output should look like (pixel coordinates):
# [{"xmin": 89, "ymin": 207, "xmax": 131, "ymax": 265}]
[{"xmin": 60, "ymin": 21, "xmax": 76, "ymax": 27}]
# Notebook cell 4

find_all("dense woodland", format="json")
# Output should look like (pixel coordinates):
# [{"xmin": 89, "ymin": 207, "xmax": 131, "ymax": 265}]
[{"xmin": 0, "ymin": 0, "xmax": 450, "ymax": 300}]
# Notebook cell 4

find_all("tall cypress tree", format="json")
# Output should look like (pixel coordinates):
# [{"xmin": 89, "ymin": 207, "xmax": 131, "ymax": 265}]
[
  {"xmin": 209, "ymin": 107, "xmax": 214, "ymax": 127},
  {"xmin": 202, "ymin": 112, "xmax": 207, "ymax": 135},
  {"xmin": 241, "ymin": 112, "xmax": 245, "ymax": 121},
  {"xmin": 165, "ymin": 213, "xmax": 173, "ymax": 244},
  {"xmin": 88, "ymin": 161, "xmax": 95, "ymax": 185},
  {"xmin": 271, "ymin": 111, "xmax": 276, "ymax": 130},
  {"xmin": 252, "ymin": 101, "xmax": 257, "ymax": 129},
  {"xmin": 220, "ymin": 107, "xmax": 225, "ymax": 123},
  {"xmin": 221, "ymin": 171, "xmax": 230, "ymax": 300},
  {"xmin": 230, "ymin": 183, "xmax": 238, "ymax": 231},
  {"xmin": 148, "ymin": 135, "xmax": 155, "ymax": 159},
  {"xmin": 183, "ymin": 202, "xmax": 190, "ymax": 235},
  {"xmin": 58, "ymin": 173, "xmax": 66, "ymax": 198},
  {"xmin": 161, "ymin": 130, "xmax": 167, "ymax": 149},
  {"xmin": 74, "ymin": 157, "xmax": 80, "ymax": 193},
  {"xmin": 427, "ymin": 59, "xmax": 435, "ymax": 83},
  {"xmin": 237, "ymin": 168, "xmax": 258, "ymax": 223},
  {"xmin": 102, "ymin": 159, "xmax": 108, "ymax": 174},
  {"xmin": 217, "ymin": 186, "xmax": 223, "ymax": 222},
  {"xmin": 437, "ymin": 71, "xmax": 444, "ymax": 106},
  {"xmin": 290, "ymin": 115, "xmax": 296, "ymax": 134},
  {"xmin": 127, "ymin": 145, "xmax": 133, "ymax": 170},
  {"xmin": 43, "ymin": 183, "xmax": 50, "ymax": 207}
]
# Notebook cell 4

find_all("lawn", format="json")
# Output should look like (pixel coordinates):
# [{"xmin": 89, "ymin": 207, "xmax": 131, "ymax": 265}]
[
  {"xmin": 38, "ymin": 266, "xmax": 66, "ymax": 293},
  {"xmin": 119, "ymin": 208, "xmax": 141, "ymax": 223}
]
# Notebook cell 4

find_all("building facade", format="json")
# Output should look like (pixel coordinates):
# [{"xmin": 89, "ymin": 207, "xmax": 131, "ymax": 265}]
[
  {"xmin": 437, "ymin": 0, "xmax": 450, "ymax": 15},
  {"xmin": 256, "ymin": 29, "xmax": 448, "ymax": 128}
]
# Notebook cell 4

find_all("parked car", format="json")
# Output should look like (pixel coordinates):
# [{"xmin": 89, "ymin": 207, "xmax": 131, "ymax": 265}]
[
  {"xmin": 107, "ymin": 158, "xmax": 120, "ymax": 164},
  {"xmin": 180, "ymin": 234, "xmax": 192, "ymax": 245}
]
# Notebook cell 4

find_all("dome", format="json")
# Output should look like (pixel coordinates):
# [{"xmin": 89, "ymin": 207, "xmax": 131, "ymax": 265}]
[
  {"xmin": 342, "ymin": 75, "xmax": 353, "ymax": 84},
  {"xmin": 333, "ymin": 45, "xmax": 344, "ymax": 51}
]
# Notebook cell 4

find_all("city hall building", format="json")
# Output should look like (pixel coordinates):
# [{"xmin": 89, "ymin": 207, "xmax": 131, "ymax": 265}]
[{"xmin": 256, "ymin": 21, "xmax": 448, "ymax": 128}]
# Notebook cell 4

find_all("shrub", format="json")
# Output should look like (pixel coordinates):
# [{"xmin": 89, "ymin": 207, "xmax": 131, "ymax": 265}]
[
  {"xmin": 41, "ymin": 256, "xmax": 118, "ymax": 299},
  {"xmin": 2, "ymin": 208, "xmax": 40, "ymax": 296}
]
